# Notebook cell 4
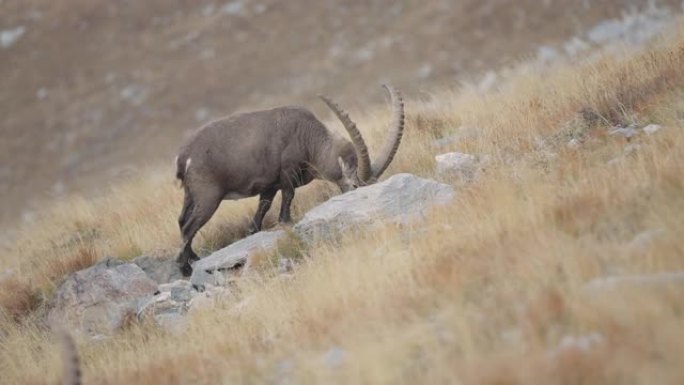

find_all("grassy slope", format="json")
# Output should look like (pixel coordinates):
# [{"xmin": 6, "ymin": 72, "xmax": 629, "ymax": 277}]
[
  {"xmin": 2, "ymin": 0, "xmax": 679, "ymax": 230},
  {"xmin": 2, "ymin": 21, "xmax": 684, "ymax": 385}
]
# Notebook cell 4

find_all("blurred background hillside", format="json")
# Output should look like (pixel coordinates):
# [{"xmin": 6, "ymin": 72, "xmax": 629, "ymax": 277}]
[{"xmin": 1, "ymin": 0, "xmax": 682, "ymax": 230}]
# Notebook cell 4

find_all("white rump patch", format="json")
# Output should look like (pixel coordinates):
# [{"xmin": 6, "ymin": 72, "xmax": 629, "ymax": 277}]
[{"xmin": 185, "ymin": 158, "xmax": 192, "ymax": 173}]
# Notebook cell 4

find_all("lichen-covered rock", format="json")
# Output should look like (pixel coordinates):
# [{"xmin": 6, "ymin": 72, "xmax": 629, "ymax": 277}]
[
  {"xmin": 187, "ymin": 286, "xmax": 234, "ymax": 314},
  {"xmin": 293, "ymin": 173, "xmax": 454, "ymax": 244},
  {"xmin": 137, "ymin": 279, "xmax": 196, "ymax": 331},
  {"xmin": 47, "ymin": 258, "xmax": 158, "ymax": 337},
  {"xmin": 137, "ymin": 280, "xmax": 235, "ymax": 330},
  {"xmin": 434, "ymin": 152, "xmax": 487, "ymax": 182},
  {"xmin": 190, "ymin": 230, "xmax": 286, "ymax": 290},
  {"xmin": 609, "ymin": 124, "xmax": 640, "ymax": 139},
  {"xmin": 132, "ymin": 255, "xmax": 184, "ymax": 284},
  {"xmin": 642, "ymin": 124, "xmax": 662, "ymax": 135}
]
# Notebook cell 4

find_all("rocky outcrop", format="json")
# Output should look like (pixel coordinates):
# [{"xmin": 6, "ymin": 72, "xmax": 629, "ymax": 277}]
[
  {"xmin": 47, "ymin": 258, "xmax": 158, "ymax": 337},
  {"xmin": 293, "ymin": 173, "xmax": 454, "ymax": 244},
  {"xmin": 190, "ymin": 230, "xmax": 286, "ymax": 290},
  {"xmin": 136, "ymin": 280, "xmax": 193, "ymax": 331},
  {"xmin": 609, "ymin": 123, "xmax": 663, "ymax": 140},
  {"xmin": 132, "ymin": 255, "xmax": 185, "ymax": 284},
  {"xmin": 434, "ymin": 152, "xmax": 487, "ymax": 182},
  {"xmin": 49, "ymin": 173, "xmax": 455, "ymax": 333}
]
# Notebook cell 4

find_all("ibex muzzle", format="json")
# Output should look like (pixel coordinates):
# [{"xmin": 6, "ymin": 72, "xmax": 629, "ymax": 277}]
[{"xmin": 175, "ymin": 85, "xmax": 405, "ymax": 276}]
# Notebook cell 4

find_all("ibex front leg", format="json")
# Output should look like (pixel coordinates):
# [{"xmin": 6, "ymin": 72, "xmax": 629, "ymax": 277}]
[
  {"xmin": 279, "ymin": 169, "xmax": 297, "ymax": 224},
  {"xmin": 248, "ymin": 188, "xmax": 278, "ymax": 234}
]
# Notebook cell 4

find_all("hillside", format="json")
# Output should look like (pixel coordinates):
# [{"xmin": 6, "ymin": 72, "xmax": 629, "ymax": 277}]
[
  {"xmin": 2, "ymin": 2, "xmax": 684, "ymax": 385},
  {"xmin": 1, "ymin": 0, "xmax": 683, "ymax": 231}
]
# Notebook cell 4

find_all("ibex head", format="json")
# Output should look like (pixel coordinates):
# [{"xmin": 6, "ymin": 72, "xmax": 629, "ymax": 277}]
[{"xmin": 320, "ymin": 84, "xmax": 405, "ymax": 192}]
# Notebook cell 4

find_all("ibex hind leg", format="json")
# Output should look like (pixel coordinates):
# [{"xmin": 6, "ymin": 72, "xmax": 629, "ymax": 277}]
[
  {"xmin": 176, "ymin": 190, "xmax": 222, "ymax": 276},
  {"xmin": 278, "ymin": 167, "xmax": 302, "ymax": 224},
  {"xmin": 178, "ymin": 189, "xmax": 194, "ymax": 230},
  {"xmin": 279, "ymin": 187, "xmax": 295, "ymax": 224}
]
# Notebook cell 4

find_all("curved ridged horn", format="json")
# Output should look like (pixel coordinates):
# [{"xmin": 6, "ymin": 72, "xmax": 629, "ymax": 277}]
[
  {"xmin": 371, "ymin": 84, "xmax": 404, "ymax": 178},
  {"xmin": 319, "ymin": 95, "xmax": 372, "ymax": 183}
]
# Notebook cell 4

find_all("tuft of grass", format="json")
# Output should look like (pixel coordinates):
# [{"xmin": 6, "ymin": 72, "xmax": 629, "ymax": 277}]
[{"xmin": 0, "ymin": 276, "xmax": 40, "ymax": 322}]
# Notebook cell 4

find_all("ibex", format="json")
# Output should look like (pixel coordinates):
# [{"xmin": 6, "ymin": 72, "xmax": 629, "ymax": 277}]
[{"xmin": 175, "ymin": 85, "xmax": 405, "ymax": 276}]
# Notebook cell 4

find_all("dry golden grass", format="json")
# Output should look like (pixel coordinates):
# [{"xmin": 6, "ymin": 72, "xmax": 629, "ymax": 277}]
[{"xmin": 2, "ymin": 21, "xmax": 684, "ymax": 385}]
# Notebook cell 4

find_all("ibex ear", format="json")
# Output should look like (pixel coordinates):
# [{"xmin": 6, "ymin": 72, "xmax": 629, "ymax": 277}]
[
  {"xmin": 338, "ymin": 157, "xmax": 353, "ymax": 178},
  {"xmin": 338, "ymin": 156, "xmax": 347, "ymax": 172}
]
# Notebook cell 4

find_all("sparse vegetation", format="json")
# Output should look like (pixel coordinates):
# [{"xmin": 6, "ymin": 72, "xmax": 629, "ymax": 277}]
[{"xmin": 2, "ymin": 17, "xmax": 684, "ymax": 385}]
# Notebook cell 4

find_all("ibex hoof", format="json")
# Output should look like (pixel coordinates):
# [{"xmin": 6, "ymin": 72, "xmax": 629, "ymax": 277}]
[{"xmin": 179, "ymin": 262, "xmax": 193, "ymax": 277}]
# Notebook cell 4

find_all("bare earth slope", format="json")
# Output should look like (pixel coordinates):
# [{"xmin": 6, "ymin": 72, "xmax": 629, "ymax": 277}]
[{"xmin": 1, "ymin": 0, "xmax": 681, "ymax": 228}]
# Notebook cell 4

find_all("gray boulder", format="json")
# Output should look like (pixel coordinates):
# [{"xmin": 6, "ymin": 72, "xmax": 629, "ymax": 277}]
[
  {"xmin": 293, "ymin": 173, "xmax": 454, "ymax": 244},
  {"xmin": 137, "ymin": 280, "xmax": 235, "ymax": 330},
  {"xmin": 434, "ymin": 152, "xmax": 487, "ymax": 182},
  {"xmin": 190, "ymin": 230, "xmax": 286, "ymax": 290},
  {"xmin": 132, "ymin": 255, "xmax": 185, "ymax": 284},
  {"xmin": 137, "ymin": 279, "xmax": 196, "ymax": 331},
  {"xmin": 642, "ymin": 124, "xmax": 662, "ymax": 135},
  {"xmin": 47, "ymin": 258, "xmax": 158, "ymax": 337}
]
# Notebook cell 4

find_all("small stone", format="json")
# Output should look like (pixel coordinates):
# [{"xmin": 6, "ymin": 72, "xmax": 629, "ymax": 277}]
[
  {"xmin": 417, "ymin": 63, "xmax": 433, "ymax": 79},
  {"xmin": 201, "ymin": 3, "xmax": 217, "ymax": 16},
  {"xmin": 549, "ymin": 332, "xmax": 604, "ymax": 358},
  {"xmin": 195, "ymin": 107, "xmax": 210, "ymax": 123},
  {"xmin": 642, "ymin": 124, "xmax": 662, "ymax": 135},
  {"xmin": 1, "ymin": 26, "xmax": 26, "ymax": 49},
  {"xmin": 435, "ymin": 152, "xmax": 481, "ymax": 180},
  {"xmin": 537, "ymin": 45, "xmax": 559, "ymax": 64},
  {"xmin": 606, "ymin": 157, "xmax": 622, "ymax": 166},
  {"xmin": 254, "ymin": 3, "xmax": 267, "ymax": 14},
  {"xmin": 609, "ymin": 124, "xmax": 639, "ymax": 139},
  {"xmin": 278, "ymin": 258, "xmax": 294, "ymax": 274},
  {"xmin": 188, "ymin": 286, "xmax": 233, "ymax": 313},
  {"xmin": 36, "ymin": 88, "xmax": 48, "ymax": 100},
  {"xmin": 567, "ymin": 138, "xmax": 581, "ymax": 149},
  {"xmin": 478, "ymin": 71, "xmax": 498, "ymax": 91},
  {"xmin": 221, "ymin": 0, "xmax": 244, "ymax": 15},
  {"xmin": 323, "ymin": 346, "xmax": 346, "ymax": 368},
  {"xmin": 119, "ymin": 84, "xmax": 147, "ymax": 105},
  {"xmin": 564, "ymin": 37, "xmax": 590, "ymax": 57},
  {"xmin": 623, "ymin": 143, "xmax": 640, "ymax": 155},
  {"xmin": 628, "ymin": 228, "xmax": 664, "ymax": 252}
]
